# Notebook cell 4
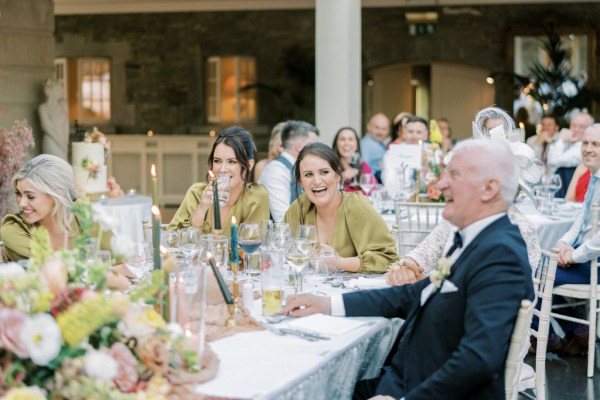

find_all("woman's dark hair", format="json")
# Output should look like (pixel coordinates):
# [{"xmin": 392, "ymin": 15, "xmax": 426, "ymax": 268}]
[
  {"xmin": 207, "ymin": 126, "xmax": 256, "ymax": 183},
  {"xmin": 294, "ymin": 143, "xmax": 344, "ymax": 193},
  {"xmin": 332, "ymin": 126, "xmax": 364, "ymax": 182}
]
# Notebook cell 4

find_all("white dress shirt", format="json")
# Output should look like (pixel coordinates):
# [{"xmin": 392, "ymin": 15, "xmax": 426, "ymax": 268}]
[
  {"xmin": 546, "ymin": 139, "xmax": 582, "ymax": 169},
  {"xmin": 259, "ymin": 151, "xmax": 296, "ymax": 222},
  {"xmin": 559, "ymin": 169, "xmax": 600, "ymax": 263},
  {"xmin": 331, "ymin": 213, "xmax": 506, "ymax": 316}
]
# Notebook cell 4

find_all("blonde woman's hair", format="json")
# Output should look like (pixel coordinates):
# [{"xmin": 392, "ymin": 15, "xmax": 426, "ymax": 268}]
[
  {"xmin": 268, "ymin": 122, "xmax": 285, "ymax": 160},
  {"xmin": 12, "ymin": 154, "xmax": 77, "ymax": 235}
]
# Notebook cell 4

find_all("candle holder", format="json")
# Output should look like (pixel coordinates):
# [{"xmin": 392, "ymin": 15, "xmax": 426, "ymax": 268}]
[
  {"xmin": 415, "ymin": 172, "xmax": 421, "ymax": 203},
  {"xmin": 226, "ymin": 261, "xmax": 243, "ymax": 327}
]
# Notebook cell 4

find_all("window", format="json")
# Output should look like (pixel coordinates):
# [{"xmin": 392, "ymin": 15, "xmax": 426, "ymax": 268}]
[
  {"xmin": 58, "ymin": 58, "xmax": 111, "ymax": 124},
  {"xmin": 207, "ymin": 56, "xmax": 256, "ymax": 123}
]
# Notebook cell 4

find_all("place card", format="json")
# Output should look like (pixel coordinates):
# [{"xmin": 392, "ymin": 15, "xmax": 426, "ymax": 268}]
[{"xmin": 284, "ymin": 313, "xmax": 367, "ymax": 336}]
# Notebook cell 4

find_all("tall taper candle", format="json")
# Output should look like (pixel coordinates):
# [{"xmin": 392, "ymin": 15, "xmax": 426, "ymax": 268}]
[
  {"xmin": 208, "ymin": 252, "xmax": 233, "ymax": 304},
  {"xmin": 150, "ymin": 164, "xmax": 158, "ymax": 206},
  {"xmin": 230, "ymin": 216, "xmax": 239, "ymax": 263},
  {"xmin": 151, "ymin": 205, "xmax": 162, "ymax": 270},
  {"xmin": 208, "ymin": 171, "xmax": 221, "ymax": 230}
]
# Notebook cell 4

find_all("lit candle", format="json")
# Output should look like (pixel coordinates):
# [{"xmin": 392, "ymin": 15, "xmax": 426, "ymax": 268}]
[
  {"xmin": 150, "ymin": 164, "xmax": 158, "ymax": 206},
  {"xmin": 151, "ymin": 205, "xmax": 162, "ymax": 270},
  {"xmin": 208, "ymin": 251, "xmax": 233, "ymax": 304},
  {"xmin": 519, "ymin": 122, "xmax": 525, "ymax": 143},
  {"xmin": 208, "ymin": 171, "xmax": 221, "ymax": 230},
  {"xmin": 230, "ymin": 216, "xmax": 239, "ymax": 263}
]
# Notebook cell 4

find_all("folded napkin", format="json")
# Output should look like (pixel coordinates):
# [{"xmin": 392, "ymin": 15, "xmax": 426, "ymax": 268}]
[
  {"xmin": 347, "ymin": 276, "xmax": 390, "ymax": 290},
  {"xmin": 284, "ymin": 313, "xmax": 367, "ymax": 336}
]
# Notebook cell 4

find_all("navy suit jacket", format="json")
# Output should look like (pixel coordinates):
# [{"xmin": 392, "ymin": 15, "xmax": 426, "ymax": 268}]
[{"xmin": 344, "ymin": 215, "xmax": 534, "ymax": 399}]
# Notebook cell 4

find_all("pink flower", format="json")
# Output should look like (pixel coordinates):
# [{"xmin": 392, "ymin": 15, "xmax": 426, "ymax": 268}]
[
  {"xmin": 41, "ymin": 257, "xmax": 68, "ymax": 296},
  {"xmin": 0, "ymin": 308, "xmax": 29, "ymax": 358},
  {"xmin": 109, "ymin": 342, "xmax": 139, "ymax": 392}
]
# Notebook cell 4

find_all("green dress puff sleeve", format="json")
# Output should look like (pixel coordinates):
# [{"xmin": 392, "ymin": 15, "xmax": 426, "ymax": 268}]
[{"xmin": 1, "ymin": 214, "xmax": 32, "ymax": 261}]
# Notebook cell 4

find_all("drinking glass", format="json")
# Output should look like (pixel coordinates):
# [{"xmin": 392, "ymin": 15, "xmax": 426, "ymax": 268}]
[
  {"xmin": 238, "ymin": 222, "xmax": 262, "ymax": 279},
  {"xmin": 304, "ymin": 257, "xmax": 331, "ymax": 287},
  {"xmin": 295, "ymin": 224, "xmax": 318, "ymax": 251},
  {"xmin": 349, "ymin": 153, "xmax": 362, "ymax": 188},
  {"xmin": 540, "ymin": 174, "xmax": 562, "ymax": 212},
  {"xmin": 266, "ymin": 222, "xmax": 291, "ymax": 250},
  {"xmin": 285, "ymin": 238, "xmax": 312, "ymax": 293},
  {"xmin": 179, "ymin": 227, "xmax": 201, "ymax": 265},
  {"xmin": 161, "ymin": 230, "xmax": 180, "ymax": 254},
  {"xmin": 399, "ymin": 175, "xmax": 416, "ymax": 201},
  {"xmin": 216, "ymin": 172, "xmax": 231, "ymax": 206},
  {"xmin": 260, "ymin": 249, "xmax": 285, "ymax": 317},
  {"xmin": 125, "ymin": 242, "xmax": 151, "ymax": 281},
  {"xmin": 359, "ymin": 173, "xmax": 377, "ymax": 198}
]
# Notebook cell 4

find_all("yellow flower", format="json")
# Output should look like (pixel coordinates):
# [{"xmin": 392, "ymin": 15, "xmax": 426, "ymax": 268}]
[
  {"xmin": 140, "ymin": 307, "xmax": 167, "ymax": 331},
  {"xmin": 57, "ymin": 296, "xmax": 115, "ymax": 347},
  {"xmin": 3, "ymin": 386, "xmax": 46, "ymax": 400}
]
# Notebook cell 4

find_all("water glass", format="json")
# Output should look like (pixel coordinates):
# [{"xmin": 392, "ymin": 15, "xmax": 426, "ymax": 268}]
[
  {"xmin": 260, "ymin": 249, "xmax": 285, "ymax": 317},
  {"xmin": 179, "ymin": 227, "xmax": 201, "ymax": 264},
  {"xmin": 295, "ymin": 224, "xmax": 318, "ymax": 251},
  {"xmin": 217, "ymin": 172, "xmax": 231, "ymax": 206},
  {"xmin": 359, "ymin": 173, "xmax": 377, "ymax": 197},
  {"xmin": 304, "ymin": 257, "xmax": 331, "ymax": 286},
  {"xmin": 125, "ymin": 242, "xmax": 151, "ymax": 281},
  {"xmin": 161, "ymin": 230, "xmax": 180, "ymax": 253},
  {"xmin": 266, "ymin": 222, "xmax": 291, "ymax": 250}
]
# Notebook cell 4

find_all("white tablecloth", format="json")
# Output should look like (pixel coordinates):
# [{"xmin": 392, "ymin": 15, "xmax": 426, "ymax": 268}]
[
  {"xmin": 101, "ymin": 195, "xmax": 152, "ymax": 243},
  {"xmin": 515, "ymin": 199, "xmax": 580, "ymax": 250},
  {"xmin": 195, "ymin": 283, "xmax": 401, "ymax": 400}
]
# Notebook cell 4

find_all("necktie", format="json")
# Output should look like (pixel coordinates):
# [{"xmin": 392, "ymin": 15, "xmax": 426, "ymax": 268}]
[
  {"xmin": 445, "ymin": 231, "xmax": 463, "ymax": 257},
  {"xmin": 541, "ymin": 142, "xmax": 548, "ymax": 164},
  {"xmin": 573, "ymin": 175, "xmax": 598, "ymax": 247}
]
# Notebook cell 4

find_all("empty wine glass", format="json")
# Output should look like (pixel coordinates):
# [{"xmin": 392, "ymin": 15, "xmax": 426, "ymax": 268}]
[
  {"xmin": 161, "ymin": 230, "xmax": 180, "ymax": 254},
  {"xmin": 359, "ymin": 173, "xmax": 377, "ymax": 198},
  {"xmin": 267, "ymin": 222, "xmax": 291, "ymax": 250},
  {"xmin": 304, "ymin": 257, "xmax": 331, "ymax": 287},
  {"xmin": 238, "ymin": 222, "xmax": 262, "ymax": 279},
  {"xmin": 540, "ymin": 174, "xmax": 562, "ymax": 213},
  {"xmin": 349, "ymin": 153, "xmax": 362, "ymax": 187},
  {"xmin": 179, "ymin": 227, "xmax": 201, "ymax": 266},
  {"xmin": 295, "ymin": 224, "xmax": 318, "ymax": 251},
  {"xmin": 216, "ymin": 172, "xmax": 230, "ymax": 206},
  {"xmin": 125, "ymin": 242, "xmax": 151, "ymax": 281},
  {"xmin": 285, "ymin": 238, "xmax": 312, "ymax": 294}
]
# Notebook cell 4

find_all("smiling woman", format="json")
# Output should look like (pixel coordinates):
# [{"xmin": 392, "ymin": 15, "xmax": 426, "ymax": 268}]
[
  {"xmin": 167, "ymin": 126, "xmax": 270, "ymax": 237},
  {"xmin": 284, "ymin": 143, "xmax": 397, "ymax": 273}
]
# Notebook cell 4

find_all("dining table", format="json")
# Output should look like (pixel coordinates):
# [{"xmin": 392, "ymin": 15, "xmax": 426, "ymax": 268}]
[{"xmin": 195, "ymin": 276, "xmax": 401, "ymax": 400}]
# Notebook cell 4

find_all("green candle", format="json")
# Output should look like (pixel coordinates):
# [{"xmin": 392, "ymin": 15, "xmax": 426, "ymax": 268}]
[
  {"xmin": 151, "ymin": 164, "xmax": 158, "ymax": 206},
  {"xmin": 151, "ymin": 205, "xmax": 161, "ymax": 270},
  {"xmin": 208, "ymin": 252, "xmax": 233, "ymax": 304},
  {"xmin": 211, "ymin": 173, "xmax": 221, "ymax": 230}
]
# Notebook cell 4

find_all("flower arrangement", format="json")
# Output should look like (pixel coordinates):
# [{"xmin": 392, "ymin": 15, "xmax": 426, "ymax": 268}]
[
  {"xmin": 429, "ymin": 257, "xmax": 453, "ymax": 291},
  {"xmin": 0, "ymin": 119, "xmax": 35, "ymax": 216},
  {"xmin": 83, "ymin": 127, "xmax": 111, "ymax": 159},
  {"xmin": 0, "ymin": 204, "xmax": 218, "ymax": 399},
  {"xmin": 81, "ymin": 157, "xmax": 101, "ymax": 180},
  {"xmin": 423, "ymin": 143, "xmax": 445, "ymax": 202}
]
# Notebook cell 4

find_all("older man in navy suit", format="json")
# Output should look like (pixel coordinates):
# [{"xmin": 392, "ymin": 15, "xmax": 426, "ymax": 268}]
[{"xmin": 285, "ymin": 139, "xmax": 534, "ymax": 400}]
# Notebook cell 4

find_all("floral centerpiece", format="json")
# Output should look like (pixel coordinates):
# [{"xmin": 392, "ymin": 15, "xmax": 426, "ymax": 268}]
[
  {"xmin": 0, "ymin": 204, "xmax": 218, "ymax": 399},
  {"xmin": 423, "ymin": 143, "xmax": 445, "ymax": 202},
  {"xmin": 0, "ymin": 120, "xmax": 35, "ymax": 216}
]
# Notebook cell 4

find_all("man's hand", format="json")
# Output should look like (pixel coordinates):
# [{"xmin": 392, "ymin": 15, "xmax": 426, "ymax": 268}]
[
  {"xmin": 556, "ymin": 241, "xmax": 575, "ymax": 266},
  {"xmin": 283, "ymin": 293, "xmax": 331, "ymax": 317},
  {"xmin": 559, "ymin": 128, "xmax": 573, "ymax": 142},
  {"xmin": 385, "ymin": 257, "xmax": 426, "ymax": 286}
]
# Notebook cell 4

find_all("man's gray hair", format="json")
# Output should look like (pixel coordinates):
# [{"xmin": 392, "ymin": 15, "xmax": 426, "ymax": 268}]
[
  {"xmin": 453, "ymin": 139, "xmax": 519, "ymax": 205},
  {"xmin": 281, "ymin": 120, "xmax": 319, "ymax": 150},
  {"xmin": 473, "ymin": 106, "xmax": 516, "ymax": 138}
]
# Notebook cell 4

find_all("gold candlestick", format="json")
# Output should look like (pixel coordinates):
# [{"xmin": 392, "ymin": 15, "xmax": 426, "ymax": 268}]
[
  {"xmin": 415, "ymin": 172, "xmax": 421, "ymax": 203},
  {"xmin": 225, "ymin": 261, "xmax": 243, "ymax": 327}
]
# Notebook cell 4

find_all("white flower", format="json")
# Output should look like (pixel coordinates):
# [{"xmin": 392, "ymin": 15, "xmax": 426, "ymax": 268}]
[
  {"xmin": 84, "ymin": 348, "xmax": 118, "ymax": 382},
  {"xmin": 561, "ymin": 80, "xmax": 578, "ymax": 97},
  {"xmin": 110, "ymin": 233, "xmax": 136, "ymax": 258},
  {"xmin": 166, "ymin": 322, "xmax": 184, "ymax": 339},
  {"xmin": 0, "ymin": 262, "xmax": 25, "ymax": 279},
  {"xmin": 91, "ymin": 203, "xmax": 120, "ymax": 233},
  {"xmin": 20, "ymin": 313, "xmax": 62, "ymax": 366},
  {"xmin": 430, "ymin": 257, "xmax": 453, "ymax": 291}
]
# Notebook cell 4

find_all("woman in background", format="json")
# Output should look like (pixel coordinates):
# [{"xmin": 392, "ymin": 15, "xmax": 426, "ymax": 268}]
[
  {"xmin": 253, "ymin": 122, "xmax": 284, "ymax": 183},
  {"xmin": 332, "ymin": 127, "xmax": 372, "ymax": 192},
  {"xmin": 169, "ymin": 126, "xmax": 270, "ymax": 236},
  {"xmin": 284, "ymin": 143, "xmax": 397, "ymax": 273}
]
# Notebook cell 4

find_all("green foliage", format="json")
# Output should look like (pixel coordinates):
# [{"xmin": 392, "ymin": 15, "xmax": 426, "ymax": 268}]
[{"xmin": 28, "ymin": 227, "xmax": 53, "ymax": 272}]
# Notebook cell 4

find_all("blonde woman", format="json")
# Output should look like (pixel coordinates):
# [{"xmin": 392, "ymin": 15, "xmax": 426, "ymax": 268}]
[{"xmin": 253, "ymin": 122, "xmax": 284, "ymax": 183}]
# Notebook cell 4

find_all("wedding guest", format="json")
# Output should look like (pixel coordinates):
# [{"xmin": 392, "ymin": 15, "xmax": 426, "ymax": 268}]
[
  {"xmin": 0, "ymin": 155, "xmax": 129, "ymax": 289},
  {"xmin": 526, "ymin": 114, "xmax": 559, "ymax": 163},
  {"xmin": 360, "ymin": 113, "xmax": 390, "ymax": 183},
  {"xmin": 547, "ymin": 111, "xmax": 594, "ymax": 197},
  {"xmin": 402, "ymin": 115, "xmax": 429, "ymax": 144},
  {"xmin": 389, "ymin": 111, "xmax": 411, "ymax": 145},
  {"xmin": 285, "ymin": 139, "xmax": 533, "ymax": 399},
  {"xmin": 332, "ymin": 127, "xmax": 372, "ymax": 192},
  {"xmin": 284, "ymin": 143, "xmax": 397, "ymax": 273},
  {"xmin": 437, "ymin": 117, "xmax": 455, "ymax": 153},
  {"xmin": 253, "ymin": 122, "xmax": 284, "ymax": 183},
  {"xmin": 259, "ymin": 120, "xmax": 319, "ymax": 222},
  {"xmin": 515, "ymin": 106, "xmax": 537, "ymax": 141},
  {"xmin": 169, "ymin": 126, "xmax": 269, "ymax": 236},
  {"xmin": 473, "ymin": 106, "xmax": 516, "ymax": 138},
  {"xmin": 565, "ymin": 164, "xmax": 589, "ymax": 202}
]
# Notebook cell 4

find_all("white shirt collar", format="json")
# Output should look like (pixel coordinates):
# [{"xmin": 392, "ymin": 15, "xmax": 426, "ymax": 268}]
[
  {"xmin": 281, "ymin": 150, "xmax": 296, "ymax": 164},
  {"xmin": 459, "ymin": 212, "xmax": 506, "ymax": 249}
]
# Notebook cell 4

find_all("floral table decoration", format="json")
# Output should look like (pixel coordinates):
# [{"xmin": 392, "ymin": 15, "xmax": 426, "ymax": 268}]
[{"xmin": 0, "ymin": 204, "xmax": 218, "ymax": 399}]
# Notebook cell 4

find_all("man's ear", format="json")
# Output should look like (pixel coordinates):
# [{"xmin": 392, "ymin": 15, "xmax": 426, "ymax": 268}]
[{"xmin": 481, "ymin": 179, "xmax": 500, "ymax": 202}]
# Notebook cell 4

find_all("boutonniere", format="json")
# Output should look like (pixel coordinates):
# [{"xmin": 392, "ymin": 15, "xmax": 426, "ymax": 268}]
[{"xmin": 430, "ymin": 257, "xmax": 453, "ymax": 291}]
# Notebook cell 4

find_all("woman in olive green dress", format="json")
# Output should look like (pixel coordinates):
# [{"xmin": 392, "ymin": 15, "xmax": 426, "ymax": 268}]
[
  {"xmin": 284, "ymin": 143, "xmax": 397, "ymax": 273},
  {"xmin": 168, "ymin": 126, "xmax": 269, "ymax": 236}
]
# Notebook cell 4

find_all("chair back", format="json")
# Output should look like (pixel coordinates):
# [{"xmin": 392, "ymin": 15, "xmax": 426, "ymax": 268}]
[
  {"xmin": 505, "ymin": 299, "xmax": 534, "ymax": 400},
  {"xmin": 394, "ymin": 201, "xmax": 445, "ymax": 256}
]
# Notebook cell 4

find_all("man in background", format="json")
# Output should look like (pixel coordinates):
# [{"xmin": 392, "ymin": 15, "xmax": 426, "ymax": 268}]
[{"xmin": 360, "ymin": 113, "xmax": 390, "ymax": 183}]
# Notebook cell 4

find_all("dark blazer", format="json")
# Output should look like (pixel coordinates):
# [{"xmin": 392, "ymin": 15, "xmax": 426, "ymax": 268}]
[{"xmin": 344, "ymin": 215, "xmax": 534, "ymax": 399}]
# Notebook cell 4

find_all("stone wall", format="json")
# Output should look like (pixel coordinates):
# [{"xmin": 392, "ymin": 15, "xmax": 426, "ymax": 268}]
[
  {"xmin": 0, "ymin": 0, "xmax": 55, "ymax": 152},
  {"xmin": 54, "ymin": 3, "xmax": 600, "ymax": 138}
]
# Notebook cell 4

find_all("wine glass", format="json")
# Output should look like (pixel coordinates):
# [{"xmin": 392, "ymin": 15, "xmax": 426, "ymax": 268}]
[
  {"xmin": 238, "ymin": 222, "xmax": 262, "ymax": 279},
  {"xmin": 349, "ymin": 153, "xmax": 362, "ymax": 188},
  {"xmin": 216, "ymin": 172, "xmax": 230, "ymax": 206},
  {"xmin": 304, "ymin": 257, "xmax": 331, "ymax": 288},
  {"xmin": 359, "ymin": 173, "xmax": 377, "ymax": 198},
  {"xmin": 285, "ymin": 238, "xmax": 312, "ymax": 294},
  {"xmin": 179, "ymin": 227, "xmax": 201, "ymax": 266},
  {"xmin": 295, "ymin": 224, "xmax": 319, "ymax": 251},
  {"xmin": 124, "ymin": 242, "xmax": 151, "ymax": 282},
  {"xmin": 399, "ymin": 177, "xmax": 416, "ymax": 201},
  {"xmin": 267, "ymin": 222, "xmax": 291, "ymax": 250},
  {"xmin": 541, "ymin": 174, "xmax": 562, "ymax": 212},
  {"xmin": 161, "ymin": 230, "xmax": 180, "ymax": 254}
]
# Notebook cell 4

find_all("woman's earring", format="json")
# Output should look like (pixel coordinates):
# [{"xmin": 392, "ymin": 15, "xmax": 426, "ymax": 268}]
[{"xmin": 337, "ymin": 182, "xmax": 343, "ymax": 190}]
